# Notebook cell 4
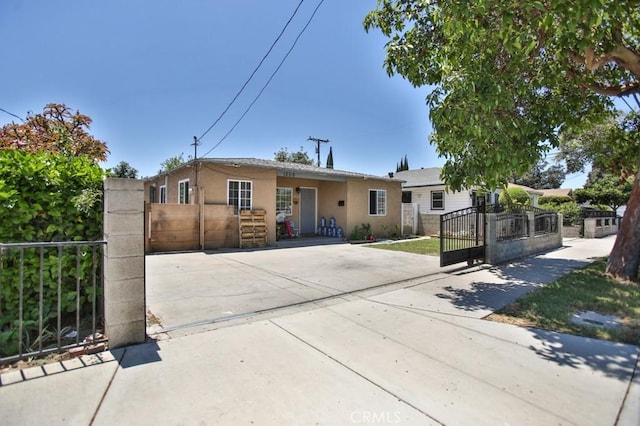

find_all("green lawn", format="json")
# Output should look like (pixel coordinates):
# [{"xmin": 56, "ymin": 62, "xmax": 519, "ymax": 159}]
[
  {"xmin": 488, "ymin": 259, "xmax": 640, "ymax": 345},
  {"xmin": 364, "ymin": 237, "xmax": 441, "ymax": 256}
]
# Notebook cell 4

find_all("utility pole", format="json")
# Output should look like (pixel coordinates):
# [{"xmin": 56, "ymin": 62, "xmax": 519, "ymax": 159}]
[
  {"xmin": 308, "ymin": 136, "xmax": 329, "ymax": 167},
  {"xmin": 191, "ymin": 136, "xmax": 200, "ymax": 159}
]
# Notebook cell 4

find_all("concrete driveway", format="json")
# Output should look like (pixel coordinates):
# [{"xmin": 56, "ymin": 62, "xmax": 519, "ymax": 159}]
[{"xmin": 145, "ymin": 239, "xmax": 444, "ymax": 333}]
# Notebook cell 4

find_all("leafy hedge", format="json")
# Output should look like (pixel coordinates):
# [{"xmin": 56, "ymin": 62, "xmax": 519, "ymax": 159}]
[
  {"xmin": 0, "ymin": 151, "xmax": 104, "ymax": 357},
  {"xmin": 499, "ymin": 187, "xmax": 530, "ymax": 206},
  {"xmin": 538, "ymin": 195, "xmax": 573, "ymax": 205},
  {"xmin": 539, "ymin": 201, "xmax": 582, "ymax": 226}
]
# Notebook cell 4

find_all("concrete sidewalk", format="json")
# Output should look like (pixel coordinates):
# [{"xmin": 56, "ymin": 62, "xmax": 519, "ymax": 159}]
[{"xmin": 1, "ymin": 236, "xmax": 638, "ymax": 425}]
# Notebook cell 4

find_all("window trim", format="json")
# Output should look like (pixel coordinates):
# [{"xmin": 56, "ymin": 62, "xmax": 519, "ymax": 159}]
[
  {"xmin": 227, "ymin": 179, "xmax": 253, "ymax": 215},
  {"xmin": 178, "ymin": 179, "xmax": 190, "ymax": 204},
  {"xmin": 431, "ymin": 190, "xmax": 444, "ymax": 210},
  {"xmin": 368, "ymin": 189, "xmax": 387, "ymax": 216},
  {"xmin": 276, "ymin": 187, "xmax": 293, "ymax": 216},
  {"xmin": 159, "ymin": 185, "xmax": 167, "ymax": 204},
  {"xmin": 149, "ymin": 186, "xmax": 157, "ymax": 203}
]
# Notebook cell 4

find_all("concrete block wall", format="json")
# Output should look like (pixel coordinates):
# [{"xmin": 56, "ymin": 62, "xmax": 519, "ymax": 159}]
[
  {"xmin": 485, "ymin": 213, "xmax": 563, "ymax": 265},
  {"xmin": 103, "ymin": 178, "xmax": 146, "ymax": 349},
  {"xmin": 583, "ymin": 217, "xmax": 619, "ymax": 238},
  {"xmin": 420, "ymin": 214, "xmax": 440, "ymax": 236}
]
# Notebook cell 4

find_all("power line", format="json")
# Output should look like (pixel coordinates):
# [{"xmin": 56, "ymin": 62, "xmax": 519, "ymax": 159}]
[
  {"xmin": 308, "ymin": 136, "xmax": 329, "ymax": 166},
  {"xmin": 0, "ymin": 108, "xmax": 24, "ymax": 122},
  {"xmin": 196, "ymin": 0, "xmax": 306, "ymax": 143},
  {"xmin": 200, "ymin": 0, "xmax": 325, "ymax": 158}
]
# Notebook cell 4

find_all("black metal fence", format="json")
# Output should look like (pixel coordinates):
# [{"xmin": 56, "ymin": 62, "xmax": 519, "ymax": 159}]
[
  {"xmin": 496, "ymin": 212, "xmax": 529, "ymax": 241},
  {"xmin": 534, "ymin": 212, "xmax": 558, "ymax": 235},
  {"xmin": 0, "ymin": 241, "xmax": 106, "ymax": 364},
  {"xmin": 493, "ymin": 204, "xmax": 559, "ymax": 241},
  {"xmin": 440, "ymin": 206, "xmax": 485, "ymax": 267}
]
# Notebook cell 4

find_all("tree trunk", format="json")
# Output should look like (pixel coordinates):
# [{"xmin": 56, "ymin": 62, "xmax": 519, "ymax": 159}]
[{"xmin": 606, "ymin": 169, "xmax": 640, "ymax": 282}]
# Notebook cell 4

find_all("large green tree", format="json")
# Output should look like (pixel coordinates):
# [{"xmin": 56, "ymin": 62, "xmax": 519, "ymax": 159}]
[
  {"xmin": 575, "ymin": 175, "xmax": 633, "ymax": 214},
  {"xmin": 511, "ymin": 159, "xmax": 566, "ymax": 189},
  {"xmin": 110, "ymin": 161, "xmax": 138, "ymax": 179},
  {"xmin": 158, "ymin": 153, "xmax": 187, "ymax": 174},
  {"xmin": 365, "ymin": 1, "xmax": 640, "ymax": 282}
]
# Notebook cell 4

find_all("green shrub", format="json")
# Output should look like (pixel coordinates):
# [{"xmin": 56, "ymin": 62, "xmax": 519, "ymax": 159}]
[
  {"xmin": 0, "ymin": 151, "xmax": 104, "ymax": 357},
  {"xmin": 538, "ymin": 195, "xmax": 573, "ymax": 205},
  {"xmin": 350, "ymin": 223, "xmax": 375, "ymax": 241},
  {"xmin": 539, "ymin": 201, "xmax": 582, "ymax": 226},
  {"xmin": 499, "ymin": 187, "xmax": 530, "ymax": 206}
]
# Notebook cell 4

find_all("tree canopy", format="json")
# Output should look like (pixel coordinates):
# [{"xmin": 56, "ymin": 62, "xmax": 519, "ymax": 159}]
[
  {"xmin": 365, "ymin": 1, "xmax": 640, "ymax": 281},
  {"xmin": 158, "ymin": 153, "xmax": 187, "ymax": 174},
  {"xmin": 110, "ymin": 161, "xmax": 139, "ymax": 179},
  {"xmin": 326, "ymin": 146, "xmax": 334, "ymax": 169},
  {"xmin": 396, "ymin": 154, "xmax": 409, "ymax": 172},
  {"xmin": 558, "ymin": 111, "xmax": 640, "ymax": 179},
  {"xmin": 274, "ymin": 146, "xmax": 314, "ymax": 165},
  {"xmin": 511, "ymin": 159, "xmax": 565, "ymax": 189},
  {"xmin": 0, "ymin": 103, "xmax": 108, "ymax": 162},
  {"xmin": 574, "ymin": 174, "xmax": 632, "ymax": 213},
  {"xmin": 364, "ymin": 1, "xmax": 638, "ymax": 190}
]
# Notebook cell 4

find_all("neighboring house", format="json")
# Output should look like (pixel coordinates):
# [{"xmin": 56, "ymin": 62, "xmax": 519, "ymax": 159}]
[
  {"xmin": 144, "ymin": 158, "xmax": 403, "ymax": 251},
  {"xmin": 395, "ymin": 168, "xmax": 542, "ymax": 235},
  {"xmin": 539, "ymin": 188, "xmax": 574, "ymax": 199}
]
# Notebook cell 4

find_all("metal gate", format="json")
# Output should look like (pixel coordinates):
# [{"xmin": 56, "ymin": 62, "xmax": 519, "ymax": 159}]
[{"xmin": 440, "ymin": 205, "xmax": 486, "ymax": 267}]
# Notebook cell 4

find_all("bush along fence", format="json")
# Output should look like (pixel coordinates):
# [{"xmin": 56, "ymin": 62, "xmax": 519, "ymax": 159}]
[
  {"xmin": 486, "ymin": 204, "xmax": 562, "ymax": 264},
  {"xmin": 0, "ymin": 177, "xmax": 146, "ymax": 365},
  {"xmin": 0, "ymin": 241, "xmax": 106, "ymax": 363}
]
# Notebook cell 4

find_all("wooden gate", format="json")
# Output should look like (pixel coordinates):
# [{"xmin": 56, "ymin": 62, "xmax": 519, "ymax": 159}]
[{"xmin": 440, "ymin": 205, "xmax": 486, "ymax": 267}]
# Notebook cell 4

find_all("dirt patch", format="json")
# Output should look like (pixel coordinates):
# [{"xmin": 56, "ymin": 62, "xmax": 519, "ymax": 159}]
[{"xmin": 0, "ymin": 352, "xmax": 74, "ymax": 375}]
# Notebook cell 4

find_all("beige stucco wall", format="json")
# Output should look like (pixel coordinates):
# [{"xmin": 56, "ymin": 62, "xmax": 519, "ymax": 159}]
[
  {"xmin": 144, "ymin": 162, "xmax": 402, "ymax": 249},
  {"xmin": 317, "ymin": 180, "xmax": 348, "ymax": 232},
  {"xmin": 198, "ymin": 163, "xmax": 277, "ymax": 243},
  {"xmin": 145, "ymin": 167, "xmax": 196, "ymax": 204},
  {"xmin": 276, "ymin": 177, "xmax": 320, "ymax": 227},
  {"xmin": 273, "ymin": 177, "xmax": 349, "ymax": 234},
  {"xmin": 345, "ymin": 178, "xmax": 402, "ymax": 239}
]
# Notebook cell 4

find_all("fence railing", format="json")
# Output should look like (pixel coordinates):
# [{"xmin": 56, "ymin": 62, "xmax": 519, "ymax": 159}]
[
  {"xmin": 0, "ymin": 240, "xmax": 106, "ymax": 364},
  {"xmin": 492, "ymin": 203, "xmax": 559, "ymax": 241},
  {"xmin": 496, "ymin": 212, "xmax": 529, "ymax": 241},
  {"xmin": 582, "ymin": 209, "xmax": 616, "ymax": 218},
  {"xmin": 534, "ymin": 212, "xmax": 559, "ymax": 236}
]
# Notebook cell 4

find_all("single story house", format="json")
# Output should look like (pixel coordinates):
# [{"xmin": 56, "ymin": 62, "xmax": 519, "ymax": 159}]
[
  {"xmin": 539, "ymin": 188, "xmax": 574, "ymax": 199},
  {"xmin": 395, "ymin": 168, "xmax": 543, "ymax": 235},
  {"xmin": 144, "ymin": 158, "xmax": 403, "ymax": 251}
]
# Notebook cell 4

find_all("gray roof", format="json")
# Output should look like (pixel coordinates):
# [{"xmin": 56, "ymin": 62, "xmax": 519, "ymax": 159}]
[
  {"xmin": 394, "ymin": 168, "xmax": 444, "ymax": 187},
  {"xmin": 151, "ymin": 157, "xmax": 402, "ymax": 182}
]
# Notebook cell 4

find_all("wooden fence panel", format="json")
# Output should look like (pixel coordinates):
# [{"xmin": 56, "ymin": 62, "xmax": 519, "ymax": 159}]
[{"xmin": 147, "ymin": 204, "xmax": 199, "ymax": 252}]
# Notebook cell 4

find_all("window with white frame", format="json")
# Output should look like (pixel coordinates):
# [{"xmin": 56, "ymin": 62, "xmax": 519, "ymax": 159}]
[
  {"xmin": 369, "ymin": 189, "xmax": 386, "ymax": 216},
  {"xmin": 178, "ymin": 179, "xmax": 190, "ymax": 204},
  {"xmin": 276, "ymin": 187, "xmax": 293, "ymax": 216},
  {"xmin": 431, "ymin": 190, "xmax": 444, "ymax": 210},
  {"xmin": 228, "ymin": 180, "xmax": 252, "ymax": 214},
  {"xmin": 159, "ymin": 185, "xmax": 167, "ymax": 204}
]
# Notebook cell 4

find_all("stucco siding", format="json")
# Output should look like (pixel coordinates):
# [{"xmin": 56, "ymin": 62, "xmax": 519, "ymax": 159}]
[{"xmin": 346, "ymin": 178, "xmax": 402, "ymax": 238}]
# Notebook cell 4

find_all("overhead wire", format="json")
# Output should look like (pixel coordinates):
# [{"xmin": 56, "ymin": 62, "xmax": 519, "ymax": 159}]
[
  {"xmin": 0, "ymin": 108, "xmax": 24, "ymax": 122},
  {"xmin": 196, "ymin": 0, "xmax": 306, "ymax": 144},
  {"xmin": 200, "ymin": 0, "xmax": 325, "ymax": 158}
]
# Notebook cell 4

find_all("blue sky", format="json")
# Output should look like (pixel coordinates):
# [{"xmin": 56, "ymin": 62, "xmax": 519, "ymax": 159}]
[{"xmin": 0, "ymin": 0, "xmax": 586, "ymax": 187}]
